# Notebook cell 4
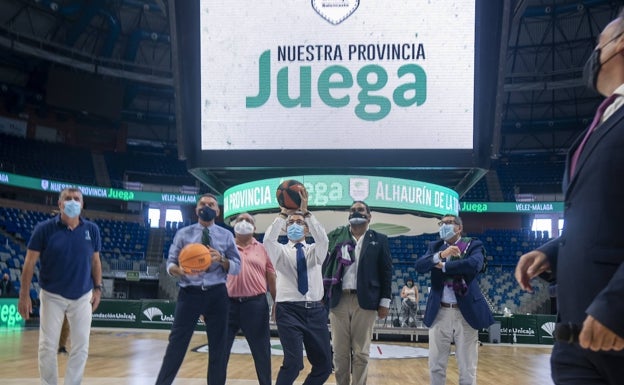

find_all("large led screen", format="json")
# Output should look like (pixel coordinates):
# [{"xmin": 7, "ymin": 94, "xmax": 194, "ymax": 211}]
[{"xmin": 199, "ymin": 0, "xmax": 475, "ymax": 151}]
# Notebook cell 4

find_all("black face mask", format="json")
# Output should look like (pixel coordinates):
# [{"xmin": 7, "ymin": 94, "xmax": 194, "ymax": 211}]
[
  {"xmin": 583, "ymin": 31, "xmax": 624, "ymax": 94},
  {"xmin": 583, "ymin": 48, "xmax": 602, "ymax": 95},
  {"xmin": 198, "ymin": 206, "xmax": 217, "ymax": 222},
  {"xmin": 348, "ymin": 211, "xmax": 368, "ymax": 225}
]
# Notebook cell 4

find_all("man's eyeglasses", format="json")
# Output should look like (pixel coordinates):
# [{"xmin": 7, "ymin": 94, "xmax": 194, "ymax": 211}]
[
  {"xmin": 287, "ymin": 219, "xmax": 306, "ymax": 226},
  {"xmin": 438, "ymin": 220, "xmax": 457, "ymax": 226}
]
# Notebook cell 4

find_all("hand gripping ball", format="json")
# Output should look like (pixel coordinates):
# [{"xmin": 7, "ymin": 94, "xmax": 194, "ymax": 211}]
[{"xmin": 178, "ymin": 243, "xmax": 212, "ymax": 274}]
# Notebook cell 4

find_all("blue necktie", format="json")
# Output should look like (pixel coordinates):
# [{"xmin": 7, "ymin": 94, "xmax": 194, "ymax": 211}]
[{"xmin": 295, "ymin": 243, "xmax": 308, "ymax": 295}]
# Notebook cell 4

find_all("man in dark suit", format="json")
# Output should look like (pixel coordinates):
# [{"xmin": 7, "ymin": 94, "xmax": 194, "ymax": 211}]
[
  {"xmin": 515, "ymin": 10, "xmax": 624, "ymax": 385},
  {"xmin": 323, "ymin": 201, "xmax": 393, "ymax": 385},
  {"xmin": 415, "ymin": 214, "xmax": 493, "ymax": 385}
]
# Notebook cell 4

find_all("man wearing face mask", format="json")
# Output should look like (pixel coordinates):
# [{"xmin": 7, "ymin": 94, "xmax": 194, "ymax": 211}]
[
  {"xmin": 322, "ymin": 200, "xmax": 392, "ymax": 385},
  {"xmin": 18, "ymin": 187, "xmax": 102, "ymax": 385},
  {"xmin": 264, "ymin": 187, "xmax": 332, "ymax": 385},
  {"xmin": 224, "ymin": 213, "xmax": 276, "ymax": 385},
  {"xmin": 415, "ymin": 214, "xmax": 493, "ymax": 385},
  {"xmin": 155, "ymin": 193, "xmax": 241, "ymax": 385},
  {"xmin": 515, "ymin": 10, "xmax": 624, "ymax": 385}
]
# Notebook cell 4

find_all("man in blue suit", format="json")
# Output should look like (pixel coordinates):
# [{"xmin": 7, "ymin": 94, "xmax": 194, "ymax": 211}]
[
  {"xmin": 515, "ymin": 10, "xmax": 624, "ymax": 385},
  {"xmin": 416, "ymin": 214, "xmax": 493, "ymax": 385}
]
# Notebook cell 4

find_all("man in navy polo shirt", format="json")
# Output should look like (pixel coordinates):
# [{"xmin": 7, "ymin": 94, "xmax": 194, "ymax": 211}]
[{"xmin": 18, "ymin": 187, "xmax": 103, "ymax": 385}]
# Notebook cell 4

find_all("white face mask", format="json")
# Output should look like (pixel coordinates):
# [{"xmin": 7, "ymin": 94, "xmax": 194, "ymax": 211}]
[{"xmin": 234, "ymin": 220, "xmax": 254, "ymax": 235}]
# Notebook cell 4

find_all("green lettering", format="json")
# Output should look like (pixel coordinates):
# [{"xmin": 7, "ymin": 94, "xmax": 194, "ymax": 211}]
[
  {"xmin": 394, "ymin": 64, "xmax": 427, "ymax": 107},
  {"xmin": 246, "ymin": 50, "xmax": 271, "ymax": 108},
  {"xmin": 277, "ymin": 66, "xmax": 312, "ymax": 107},
  {"xmin": 318, "ymin": 65, "xmax": 352, "ymax": 107},
  {"xmin": 355, "ymin": 65, "xmax": 391, "ymax": 121}
]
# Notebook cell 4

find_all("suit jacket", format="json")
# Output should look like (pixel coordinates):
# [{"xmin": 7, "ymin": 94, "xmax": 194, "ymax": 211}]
[
  {"xmin": 415, "ymin": 237, "xmax": 494, "ymax": 330},
  {"xmin": 538, "ymin": 102, "xmax": 624, "ymax": 343},
  {"xmin": 325, "ymin": 227, "xmax": 393, "ymax": 311}
]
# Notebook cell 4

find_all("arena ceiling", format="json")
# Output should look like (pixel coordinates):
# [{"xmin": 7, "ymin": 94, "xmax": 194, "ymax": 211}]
[{"xmin": 0, "ymin": 0, "xmax": 620, "ymax": 197}]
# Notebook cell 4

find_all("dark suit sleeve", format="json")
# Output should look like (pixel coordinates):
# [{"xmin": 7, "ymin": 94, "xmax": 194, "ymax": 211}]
[
  {"xmin": 415, "ymin": 240, "xmax": 441, "ymax": 274},
  {"xmin": 444, "ymin": 239, "xmax": 485, "ymax": 276},
  {"xmin": 379, "ymin": 233, "xmax": 393, "ymax": 301},
  {"xmin": 586, "ymin": 262, "xmax": 624, "ymax": 337},
  {"xmin": 537, "ymin": 236, "xmax": 559, "ymax": 275}
]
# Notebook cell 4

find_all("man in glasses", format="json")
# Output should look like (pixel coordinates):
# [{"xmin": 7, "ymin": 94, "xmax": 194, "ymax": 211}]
[
  {"xmin": 263, "ymin": 187, "xmax": 332, "ymax": 385},
  {"xmin": 415, "ymin": 214, "xmax": 493, "ymax": 385}
]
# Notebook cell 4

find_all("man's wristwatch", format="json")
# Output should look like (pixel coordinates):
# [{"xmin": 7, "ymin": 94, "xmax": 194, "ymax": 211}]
[{"xmin": 93, "ymin": 284, "xmax": 103, "ymax": 291}]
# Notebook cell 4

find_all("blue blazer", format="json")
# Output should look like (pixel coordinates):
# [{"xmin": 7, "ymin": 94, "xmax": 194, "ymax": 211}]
[
  {"xmin": 415, "ymin": 237, "xmax": 494, "ymax": 330},
  {"xmin": 538, "ymin": 103, "xmax": 624, "ymax": 347}
]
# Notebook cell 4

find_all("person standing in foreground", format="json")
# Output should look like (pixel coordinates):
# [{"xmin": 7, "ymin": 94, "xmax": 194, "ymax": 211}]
[
  {"xmin": 515, "ymin": 10, "xmax": 624, "ymax": 385},
  {"xmin": 415, "ymin": 214, "xmax": 493, "ymax": 385},
  {"xmin": 224, "ymin": 212, "xmax": 276, "ymax": 385},
  {"xmin": 155, "ymin": 193, "xmax": 241, "ymax": 385},
  {"xmin": 263, "ymin": 188, "xmax": 332, "ymax": 385},
  {"xmin": 323, "ymin": 201, "xmax": 392, "ymax": 385},
  {"xmin": 18, "ymin": 187, "xmax": 103, "ymax": 385}
]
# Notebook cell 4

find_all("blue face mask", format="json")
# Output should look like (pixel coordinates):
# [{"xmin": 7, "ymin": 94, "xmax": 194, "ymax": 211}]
[
  {"xmin": 287, "ymin": 223, "xmax": 305, "ymax": 241},
  {"xmin": 63, "ymin": 200, "xmax": 81, "ymax": 218},
  {"xmin": 439, "ymin": 223, "xmax": 456, "ymax": 241}
]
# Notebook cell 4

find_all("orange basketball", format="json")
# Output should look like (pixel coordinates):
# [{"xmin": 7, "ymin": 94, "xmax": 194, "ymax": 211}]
[
  {"xmin": 276, "ymin": 179, "xmax": 305, "ymax": 209},
  {"xmin": 178, "ymin": 243, "xmax": 212, "ymax": 274}
]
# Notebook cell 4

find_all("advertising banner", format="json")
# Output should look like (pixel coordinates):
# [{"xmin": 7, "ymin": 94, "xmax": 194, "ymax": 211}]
[{"xmin": 91, "ymin": 300, "xmax": 141, "ymax": 328}]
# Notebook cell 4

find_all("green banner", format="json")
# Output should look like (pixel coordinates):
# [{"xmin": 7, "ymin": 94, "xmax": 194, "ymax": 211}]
[
  {"xmin": 0, "ymin": 298, "xmax": 24, "ymax": 328},
  {"xmin": 139, "ymin": 299, "xmax": 205, "ymax": 331},
  {"xmin": 223, "ymin": 175, "xmax": 459, "ymax": 219},
  {"xmin": 460, "ymin": 201, "xmax": 563, "ymax": 213},
  {"xmin": 91, "ymin": 300, "xmax": 142, "ymax": 328},
  {"xmin": 0, "ymin": 171, "xmax": 198, "ymax": 204},
  {"xmin": 479, "ymin": 315, "xmax": 512, "ymax": 343},
  {"xmin": 535, "ymin": 314, "xmax": 557, "ymax": 345},
  {"xmin": 509, "ymin": 315, "xmax": 538, "ymax": 344}
]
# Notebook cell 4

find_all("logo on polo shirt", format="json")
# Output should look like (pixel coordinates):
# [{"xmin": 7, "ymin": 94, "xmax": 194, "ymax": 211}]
[{"xmin": 85, "ymin": 230, "xmax": 91, "ymax": 241}]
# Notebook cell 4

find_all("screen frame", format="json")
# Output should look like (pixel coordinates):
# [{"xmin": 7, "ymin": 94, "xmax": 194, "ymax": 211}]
[{"xmin": 174, "ymin": 0, "xmax": 501, "ymax": 172}]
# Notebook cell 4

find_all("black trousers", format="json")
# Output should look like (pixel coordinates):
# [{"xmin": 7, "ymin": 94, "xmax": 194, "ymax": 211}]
[
  {"xmin": 155, "ymin": 284, "xmax": 229, "ymax": 385},
  {"xmin": 225, "ymin": 294, "xmax": 272, "ymax": 385},
  {"xmin": 274, "ymin": 302, "xmax": 332, "ymax": 385},
  {"xmin": 551, "ymin": 341, "xmax": 624, "ymax": 385}
]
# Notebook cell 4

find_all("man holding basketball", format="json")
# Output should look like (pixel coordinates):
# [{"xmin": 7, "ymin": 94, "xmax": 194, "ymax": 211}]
[
  {"xmin": 264, "ymin": 186, "xmax": 333, "ymax": 385},
  {"xmin": 155, "ymin": 193, "xmax": 241, "ymax": 385}
]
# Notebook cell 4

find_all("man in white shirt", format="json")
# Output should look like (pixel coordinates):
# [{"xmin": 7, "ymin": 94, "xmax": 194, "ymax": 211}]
[{"xmin": 264, "ymin": 188, "xmax": 332, "ymax": 385}]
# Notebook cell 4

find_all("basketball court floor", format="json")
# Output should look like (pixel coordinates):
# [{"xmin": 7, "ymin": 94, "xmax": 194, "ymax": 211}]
[{"xmin": 1, "ymin": 326, "xmax": 554, "ymax": 385}]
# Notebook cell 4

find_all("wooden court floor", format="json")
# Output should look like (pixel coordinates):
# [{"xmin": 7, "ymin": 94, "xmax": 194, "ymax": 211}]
[{"xmin": 1, "ymin": 327, "xmax": 553, "ymax": 385}]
